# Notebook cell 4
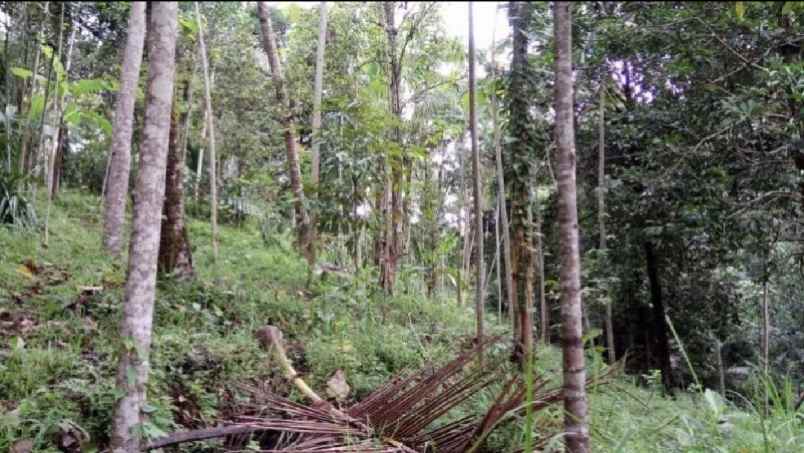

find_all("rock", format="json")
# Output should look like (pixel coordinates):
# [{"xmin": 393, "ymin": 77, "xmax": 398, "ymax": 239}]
[
  {"xmin": 326, "ymin": 369, "xmax": 350, "ymax": 402},
  {"xmin": 10, "ymin": 439, "xmax": 33, "ymax": 453}
]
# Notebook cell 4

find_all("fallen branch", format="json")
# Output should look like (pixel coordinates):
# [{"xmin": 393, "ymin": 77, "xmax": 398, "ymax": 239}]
[
  {"xmin": 255, "ymin": 325, "xmax": 325, "ymax": 405},
  {"xmin": 144, "ymin": 424, "xmax": 265, "ymax": 450}
]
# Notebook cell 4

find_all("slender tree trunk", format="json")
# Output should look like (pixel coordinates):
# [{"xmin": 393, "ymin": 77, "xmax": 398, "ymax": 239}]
[
  {"xmin": 158, "ymin": 98, "xmax": 194, "ymax": 278},
  {"xmin": 19, "ymin": 2, "xmax": 45, "ymax": 175},
  {"xmin": 195, "ymin": 2, "xmax": 219, "ymax": 260},
  {"xmin": 508, "ymin": 1, "xmax": 535, "ymax": 363},
  {"xmin": 45, "ymin": 7, "xmax": 77, "ymax": 244},
  {"xmin": 457, "ymin": 131, "xmax": 467, "ymax": 306},
  {"xmin": 35, "ymin": 3, "xmax": 61, "ymax": 184},
  {"xmin": 537, "ymin": 205, "xmax": 548, "ymax": 344},
  {"xmin": 194, "ymin": 105, "xmax": 207, "ymax": 202},
  {"xmin": 311, "ymin": 1, "xmax": 327, "ymax": 190},
  {"xmin": 495, "ymin": 193, "xmax": 503, "ymax": 320},
  {"xmin": 598, "ymin": 84, "xmax": 615, "ymax": 363},
  {"xmin": 468, "ymin": 2, "xmax": 484, "ymax": 358},
  {"xmin": 378, "ymin": 2, "xmax": 404, "ymax": 294},
  {"xmin": 554, "ymin": 3, "xmax": 589, "ymax": 451},
  {"xmin": 761, "ymin": 277, "xmax": 769, "ymax": 376},
  {"xmin": 110, "ymin": 4, "xmax": 178, "ymax": 451},
  {"xmin": 489, "ymin": 15, "xmax": 515, "ymax": 332},
  {"xmin": 644, "ymin": 240, "xmax": 674, "ymax": 390},
  {"xmin": 103, "ymin": 2, "xmax": 147, "ymax": 257},
  {"xmin": 257, "ymin": 1, "xmax": 315, "ymax": 267}
]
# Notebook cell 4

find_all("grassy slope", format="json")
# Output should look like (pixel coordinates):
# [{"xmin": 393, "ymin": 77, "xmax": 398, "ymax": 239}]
[{"xmin": 0, "ymin": 190, "xmax": 801, "ymax": 452}]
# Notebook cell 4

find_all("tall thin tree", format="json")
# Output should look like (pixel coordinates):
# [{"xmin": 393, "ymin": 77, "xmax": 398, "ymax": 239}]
[
  {"xmin": 110, "ymin": 3, "xmax": 178, "ymax": 451},
  {"xmin": 257, "ymin": 1, "xmax": 315, "ymax": 267},
  {"xmin": 195, "ymin": 2, "xmax": 219, "ymax": 259},
  {"xmin": 311, "ymin": 1, "xmax": 327, "ymax": 191},
  {"xmin": 554, "ymin": 2, "xmax": 589, "ymax": 452},
  {"xmin": 507, "ymin": 1, "xmax": 535, "ymax": 362},
  {"xmin": 598, "ymin": 81, "xmax": 615, "ymax": 363},
  {"xmin": 468, "ymin": 2, "xmax": 484, "ymax": 360},
  {"xmin": 103, "ymin": 1, "xmax": 147, "ymax": 257},
  {"xmin": 489, "ymin": 11, "xmax": 515, "ymax": 331}
]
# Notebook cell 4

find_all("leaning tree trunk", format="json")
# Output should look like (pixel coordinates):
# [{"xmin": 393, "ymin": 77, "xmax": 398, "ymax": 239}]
[
  {"xmin": 468, "ymin": 2, "xmax": 485, "ymax": 361},
  {"xmin": 158, "ymin": 99, "xmax": 194, "ymax": 279},
  {"xmin": 554, "ymin": 3, "xmax": 590, "ymax": 452},
  {"xmin": 257, "ymin": 1, "xmax": 315, "ymax": 268},
  {"xmin": 507, "ymin": 1, "xmax": 535, "ymax": 364},
  {"xmin": 110, "ymin": 3, "xmax": 177, "ymax": 452},
  {"xmin": 103, "ymin": 2, "xmax": 147, "ymax": 257},
  {"xmin": 195, "ymin": 2, "xmax": 219, "ymax": 259}
]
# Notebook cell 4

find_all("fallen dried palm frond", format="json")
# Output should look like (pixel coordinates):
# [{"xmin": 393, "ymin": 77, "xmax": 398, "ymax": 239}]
[{"xmin": 146, "ymin": 325, "xmax": 616, "ymax": 451}]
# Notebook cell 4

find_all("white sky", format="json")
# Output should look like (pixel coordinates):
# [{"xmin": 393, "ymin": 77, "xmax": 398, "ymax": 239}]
[{"xmin": 277, "ymin": 2, "xmax": 508, "ymax": 51}]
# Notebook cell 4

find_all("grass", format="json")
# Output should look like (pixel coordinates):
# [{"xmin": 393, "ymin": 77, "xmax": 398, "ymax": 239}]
[{"xmin": 0, "ymin": 189, "xmax": 801, "ymax": 452}]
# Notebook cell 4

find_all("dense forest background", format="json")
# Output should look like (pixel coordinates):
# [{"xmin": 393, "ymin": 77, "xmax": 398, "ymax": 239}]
[{"xmin": 0, "ymin": 2, "xmax": 802, "ymax": 452}]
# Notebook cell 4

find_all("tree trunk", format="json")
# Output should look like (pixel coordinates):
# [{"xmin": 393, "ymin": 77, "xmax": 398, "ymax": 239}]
[
  {"xmin": 468, "ymin": 2, "xmax": 484, "ymax": 360},
  {"xmin": 110, "ymin": 4, "xmax": 178, "ymax": 451},
  {"xmin": 103, "ymin": 1, "xmax": 147, "ymax": 258},
  {"xmin": 489, "ymin": 13, "xmax": 515, "ymax": 334},
  {"xmin": 508, "ymin": 1, "xmax": 535, "ymax": 364},
  {"xmin": 18, "ymin": 3, "xmax": 45, "ymax": 175},
  {"xmin": 158, "ymin": 98, "xmax": 194, "ymax": 279},
  {"xmin": 598, "ymin": 84, "xmax": 615, "ymax": 363},
  {"xmin": 257, "ymin": 1, "xmax": 315, "ymax": 267},
  {"xmin": 195, "ymin": 2, "xmax": 220, "ymax": 260},
  {"xmin": 644, "ymin": 240, "xmax": 674, "ymax": 390},
  {"xmin": 311, "ymin": 1, "xmax": 327, "ymax": 189},
  {"xmin": 554, "ymin": 3, "xmax": 589, "ymax": 452},
  {"xmin": 378, "ymin": 2, "xmax": 404, "ymax": 294}
]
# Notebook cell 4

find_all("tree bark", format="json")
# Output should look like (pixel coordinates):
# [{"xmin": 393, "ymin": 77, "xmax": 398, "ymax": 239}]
[
  {"xmin": 554, "ymin": 3, "xmax": 589, "ymax": 452},
  {"xmin": 257, "ymin": 1, "xmax": 315, "ymax": 267},
  {"xmin": 103, "ymin": 2, "xmax": 147, "ymax": 258},
  {"xmin": 195, "ymin": 2, "xmax": 219, "ymax": 260},
  {"xmin": 489, "ymin": 11, "xmax": 516, "ymax": 334},
  {"xmin": 598, "ymin": 84, "xmax": 615, "ymax": 363},
  {"xmin": 468, "ymin": 2, "xmax": 485, "ymax": 361},
  {"xmin": 110, "ymin": 3, "xmax": 178, "ymax": 451},
  {"xmin": 311, "ymin": 1, "xmax": 327, "ymax": 189},
  {"xmin": 378, "ymin": 2, "xmax": 404, "ymax": 294},
  {"xmin": 158, "ymin": 100, "xmax": 194, "ymax": 279},
  {"xmin": 644, "ymin": 240, "xmax": 673, "ymax": 390},
  {"xmin": 508, "ymin": 1, "xmax": 535, "ymax": 363}
]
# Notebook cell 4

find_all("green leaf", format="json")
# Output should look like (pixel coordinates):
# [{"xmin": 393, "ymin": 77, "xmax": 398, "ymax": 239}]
[
  {"xmin": 10, "ymin": 67, "xmax": 33, "ymax": 79},
  {"xmin": 71, "ymin": 78, "xmax": 111, "ymax": 96},
  {"xmin": 734, "ymin": 1, "xmax": 745, "ymax": 20}
]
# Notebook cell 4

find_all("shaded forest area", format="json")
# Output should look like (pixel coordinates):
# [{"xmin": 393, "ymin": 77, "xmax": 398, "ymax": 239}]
[{"xmin": 0, "ymin": 1, "xmax": 803, "ymax": 452}]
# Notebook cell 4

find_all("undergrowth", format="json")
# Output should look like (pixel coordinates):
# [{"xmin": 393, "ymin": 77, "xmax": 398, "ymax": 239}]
[{"xmin": 0, "ymin": 189, "xmax": 801, "ymax": 452}]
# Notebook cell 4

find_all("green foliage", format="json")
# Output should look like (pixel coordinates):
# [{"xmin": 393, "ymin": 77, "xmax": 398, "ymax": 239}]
[{"xmin": 0, "ymin": 172, "xmax": 37, "ymax": 228}]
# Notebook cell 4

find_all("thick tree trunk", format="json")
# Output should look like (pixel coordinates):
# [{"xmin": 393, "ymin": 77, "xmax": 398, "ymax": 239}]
[
  {"xmin": 103, "ymin": 2, "xmax": 147, "ymax": 258},
  {"xmin": 257, "ymin": 1, "xmax": 315, "ymax": 267},
  {"xmin": 195, "ymin": 2, "xmax": 219, "ymax": 259},
  {"xmin": 468, "ymin": 2, "xmax": 484, "ymax": 359},
  {"xmin": 110, "ymin": 4, "xmax": 177, "ymax": 451},
  {"xmin": 158, "ymin": 100, "xmax": 194, "ymax": 279},
  {"xmin": 508, "ymin": 1, "xmax": 535, "ymax": 363},
  {"xmin": 644, "ymin": 241, "xmax": 674, "ymax": 390},
  {"xmin": 554, "ymin": 3, "xmax": 590, "ymax": 452}
]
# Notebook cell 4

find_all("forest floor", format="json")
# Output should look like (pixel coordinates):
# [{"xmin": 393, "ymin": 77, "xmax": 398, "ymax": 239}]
[{"xmin": 0, "ymin": 190, "xmax": 801, "ymax": 452}]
